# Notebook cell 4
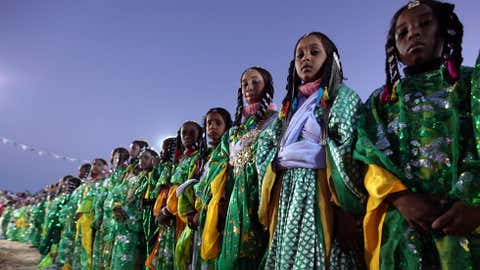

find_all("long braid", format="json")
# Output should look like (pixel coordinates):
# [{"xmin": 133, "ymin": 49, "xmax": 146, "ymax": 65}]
[
  {"xmin": 174, "ymin": 128, "xmax": 183, "ymax": 164},
  {"xmin": 280, "ymin": 60, "xmax": 299, "ymax": 120},
  {"xmin": 441, "ymin": 2, "xmax": 463, "ymax": 82},
  {"xmin": 233, "ymin": 87, "xmax": 244, "ymax": 127},
  {"xmin": 381, "ymin": 31, "xmax": 402, "ymax": 103},
  {"xmin": 253, "ymin": 67, "xmax": 275, "ymax": 122}
]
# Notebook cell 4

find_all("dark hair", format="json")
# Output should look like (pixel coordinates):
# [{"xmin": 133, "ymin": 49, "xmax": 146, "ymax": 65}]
[
  {"xmin": 174, "ymin": 120, "xmax": 204, "ymax": 163},
  {"xmin": 203, "ymin": 107, "xmax": 233, "ymax": 135},
  {"xmin": 281, "ymin": 32, "xmax": 344, "ymax": 122},
  {"xmin": 132, "ymin": 140, "xmax": 149, "ymax": 150},
  {"xmin": 234, "ymin": 66, "xmax": 275, "ymax": 127},
  {"xmin": 382, "ymin": 0, "xmax": 463, "ymax": 102},
  {"xmin": 161, "ymin": 137, "xmax": 177, "ymax": 163},
  {"xmin": 140, "ymin": 148, "xmax": 160, "ymax": 163},
  {"xmin": 80, "ymin": 163, "xmax": 92, "ymax": 171},
  {"xmin": 64, "ymin": 177, "xmax": 82, "ymax": 193},
  {"xmin": 93, "ymin": 158, "xmax": 108, "ymax": 166},
  {"xmin": 112, "ymin": 147, "xmax": 130, "ymax": 165}
]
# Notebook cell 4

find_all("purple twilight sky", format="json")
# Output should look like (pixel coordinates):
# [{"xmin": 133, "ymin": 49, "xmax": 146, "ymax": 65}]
[{"xmin": 1, "ymin": 0, "xmax": 479, "ymax": 192}]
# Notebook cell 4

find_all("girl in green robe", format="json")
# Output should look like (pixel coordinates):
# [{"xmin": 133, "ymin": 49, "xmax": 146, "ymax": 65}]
[
  {"xmin": 256, "ymin": 32, "xmax": 366, "ymax": 270},
  {"xmin": 110, "ymin": 148, "xmax": 159, "ymax": 270},
  {"xmin": 354, "ymin": 1, "xmax": 480, "ymax": 269},
  {"xmin": 72, "ymin": 158, "xmax": 108, "ymax": 270},
  {"xmin": 201, "ymin": 67, "xmax": 277, "ymax": 270},
  {"xmin": 189, "ymin": 107, "xmax": 232, "ymax": 270},
  {"xmin": 56, "ymin": 177, "xmax": 84, "ymax": 270},
  {"xmin": 145, "ymin": 137, "xmax": 176, "ymax": 270},
  {"xmin": 91, "ymin": 147, "xmax": 130, "ymax": 270},
  {"xmin": 156, "ymin": 121, "xmax": 204, "ymax": 270}
]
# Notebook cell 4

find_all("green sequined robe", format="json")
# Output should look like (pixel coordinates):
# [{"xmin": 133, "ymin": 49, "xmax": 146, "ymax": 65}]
[
  {"xmin": 145, "ymin": 161, "xmax": 175, "ymax": 270},
  {"xmin": 354, "ymin": 62, "xmax": 480, "ymax": 269},
  {"xmin": 72, "ymin": 178, "xmax": 105, "ymax": 270},
  {"xmin": 91, "ymin": 166, "xmax": 127, "ymax": 270},
  {"xmin": 110, "ymin": 172, "xmax": 148, "ymax": 270},
  {"xmin": 56, "ymin": 187, "xmax": 83, "ymax": 269},
  {"xmin": 214, "ymin": 112, "xmax": 276, "ymax": 270},
  {"xmin": 256, "ymin": 85, "xmax": 366, "ymax": 270}
]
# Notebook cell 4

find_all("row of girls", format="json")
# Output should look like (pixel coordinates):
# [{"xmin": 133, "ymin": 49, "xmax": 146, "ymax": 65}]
[{"xmin": 2, "ymin": 0, "xmax": 480, "ymax": 269}]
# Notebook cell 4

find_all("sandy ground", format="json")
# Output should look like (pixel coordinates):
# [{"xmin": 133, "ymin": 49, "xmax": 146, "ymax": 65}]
[{"xmin": 0, "ymin": 240, "xmax": 40, "ymax": 270}]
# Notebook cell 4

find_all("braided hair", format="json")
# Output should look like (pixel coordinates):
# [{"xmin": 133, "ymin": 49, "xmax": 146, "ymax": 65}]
[
  {"xmin": 203, "ymin": 107, "xmax": 233, "ymax": 144},
  {"xmin": 234, "ymin": 66, "xmax": 275, "ymax": 127},
  {"xmin": 382, "ymin": 0, "xmax": 463, "ymax": 102},
  {"xmin": 281, "ymin": 32, "xmax": 344, "ymax": 122},
  {"xmin": 139, "ymin": 148, "xmax": 160, "ymax": 170},
  {"xmin": 160, "ymin": 137, "xmax": 177, "ymax": 163},
  {"xmin": 174, "ymin": 121, "xmax": 205, "ymax": 163},
  {"xmin": 129, "ymin": 140, "xmax": 149, "ymax": 165},
  {"xmin": 111, "ymin": 147, "xmax": 130, "ymax": 167}
]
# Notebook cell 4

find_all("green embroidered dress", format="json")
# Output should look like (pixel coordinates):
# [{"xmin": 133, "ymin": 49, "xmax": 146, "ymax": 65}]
[
  {"xmin": 215, "ymin": 112, "xmax": 276, "ymax": 270},
  {"xmin": 256, "ymin": 85, "xmax": 365, "ymax": 270},
  {"xmin": 354, "ymin": 60, "xmax": 480, "ymax": 269}
]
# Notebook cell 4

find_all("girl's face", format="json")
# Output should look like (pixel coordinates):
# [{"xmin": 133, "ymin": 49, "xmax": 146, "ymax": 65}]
[
  {"xmin": 206, "ymin": 112, "xmax": 227, "ymax": 145},
  {"xmin": 92, "ymin": 160, "xmax": 104, "ymax": 174},
  {"xmin": 241, "ymin": 69, "xmax": 265, "ymax": 105},
  {"xmin": 395, "ymin": 4, "xmax": 443, "ymax": 67},
  {"xmin": 111, "ymin": 152, "xmax": 120, "ymax": 169},
  {"xmin": 139, "ymin": 151, "xmax": 154, "ymax": 171},
  {"xmin": 295, "ymin": 35, "xmax": 327, "ymax": 83},
  {"xmin": 130, "ymin": 143, "xmax": 141, "ymax": 159},
  {"xmin": 181, "ymin": 123, "xmax": 199, "ymax": 148},
  {"xmin": 78, "ymin": 166, "xmax": 90, "ymax": 179}
]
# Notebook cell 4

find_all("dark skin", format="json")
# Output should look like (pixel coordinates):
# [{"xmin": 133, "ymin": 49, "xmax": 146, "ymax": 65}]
[
  {"xmin": 395, "ymin": 4, "xmax": 443, "ymax": 66},
  {"xmin": 206, "ymin": 112, "xmax": 227, "ymax": 147},
  {"xmin": 186, "ymin": 113, "xmax": 229, "ymax": 230},
  {"xmin": 78, "ymin": 165, "xmax": 90, "ymax": 179},
  {"xmin": 114, "ymin": 151, "xmax": 155, "ymax": 221},
  {"xmin": 130, "ymin": 143, "xmax": 141, "ymax": 161},
  {"xmin": 241, "ymin": 69, "xmax": 265, "ymax": 105},
  {"xmin": 389, "ymin": 4, "xmax": 480, "ymax": 235},
  {"xmin": 158, "ymin": 123, "xmax": 201, "ymax": 226}
]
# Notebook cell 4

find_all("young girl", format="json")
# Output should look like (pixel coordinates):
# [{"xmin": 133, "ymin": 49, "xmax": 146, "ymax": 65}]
[
  {"xmin": 192, "ymin": 107, "xmax": 232, "ymax": 270},
  {"xmin": 145, "ymin": 137, "xmax": 177, "ymax": 270},
  {"xmin": 256, "ymin": 32, "xmax": 365, "ymax": 270},
  {"xmin": 110, "ymin": 148, "xmax": 159, "ymax": 270},
  {"xmin": 156, "ymin": 121, "xmax": 205, "ymax": 270},
  {"xmin": 201, "ymin": 67, "xmax": 277, "ymax": 269},
  {"xmin": 354, "ymin": 1, "xmax": 480, "ymax": 268},
  {"xmin": 72, "ymin": 158, "xmax": 108, "ymax": 270},
  {"xmin": 55, "ymin": 176, "xmax": 84, "ymax": 269},
  {"xmin": 91, "ymin": 147, "xmax": 130, "ymax": 270}
]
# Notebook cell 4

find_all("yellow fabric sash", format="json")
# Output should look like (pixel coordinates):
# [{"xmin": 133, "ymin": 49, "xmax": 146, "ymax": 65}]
[
  {"xmin": 363, "ymin": 164, "xmax": 407, "ymax": 270},
  {"xmin": 201, "ymin": 165, "xmax": 227, "ymax": 260}
]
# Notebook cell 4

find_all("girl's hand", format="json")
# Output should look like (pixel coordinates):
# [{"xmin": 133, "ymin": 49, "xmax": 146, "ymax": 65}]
[
  {"xmin": 271, "ymin": 157, "xmax": 285, "ymax": 173},
  {"xmin": 113, "ymin": 207, "xmax": 126, "ymax": 222},
  {"xmin": 187, "ymin": 212, "xmax": 199, "ymax": 230},
  {"xmin": 387, "ymin": 191, "xmax": 441, "ymax": 232},
  {"xmin": 157, "ymin": 207, "xmax": 173, "ymax": 226},
  {"xmin": 334, "ymin": 206, "xmax": 363, "ymax": 251},
  {"xmin": 75, "ymin": 212, "xmax": 83, "ymax": 220},
  {"xmin": 432, "ymin": 201, "xmax": 480, "ymax": 235},
  {"xmin": 217, "ymin": 196, "xmax": 228, "ymax": 231}
]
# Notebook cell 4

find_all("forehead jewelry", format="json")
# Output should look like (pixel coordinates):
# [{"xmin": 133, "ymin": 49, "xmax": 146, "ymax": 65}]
[{"xmin": 408, "ymin": 0, "xmax": 421, "ymax": 9}]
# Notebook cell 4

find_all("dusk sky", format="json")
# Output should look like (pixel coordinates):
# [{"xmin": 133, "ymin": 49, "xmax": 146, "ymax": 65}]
[{"xmin": 1, "ymin": 0, "xmax": 479, "ymax": 192}]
